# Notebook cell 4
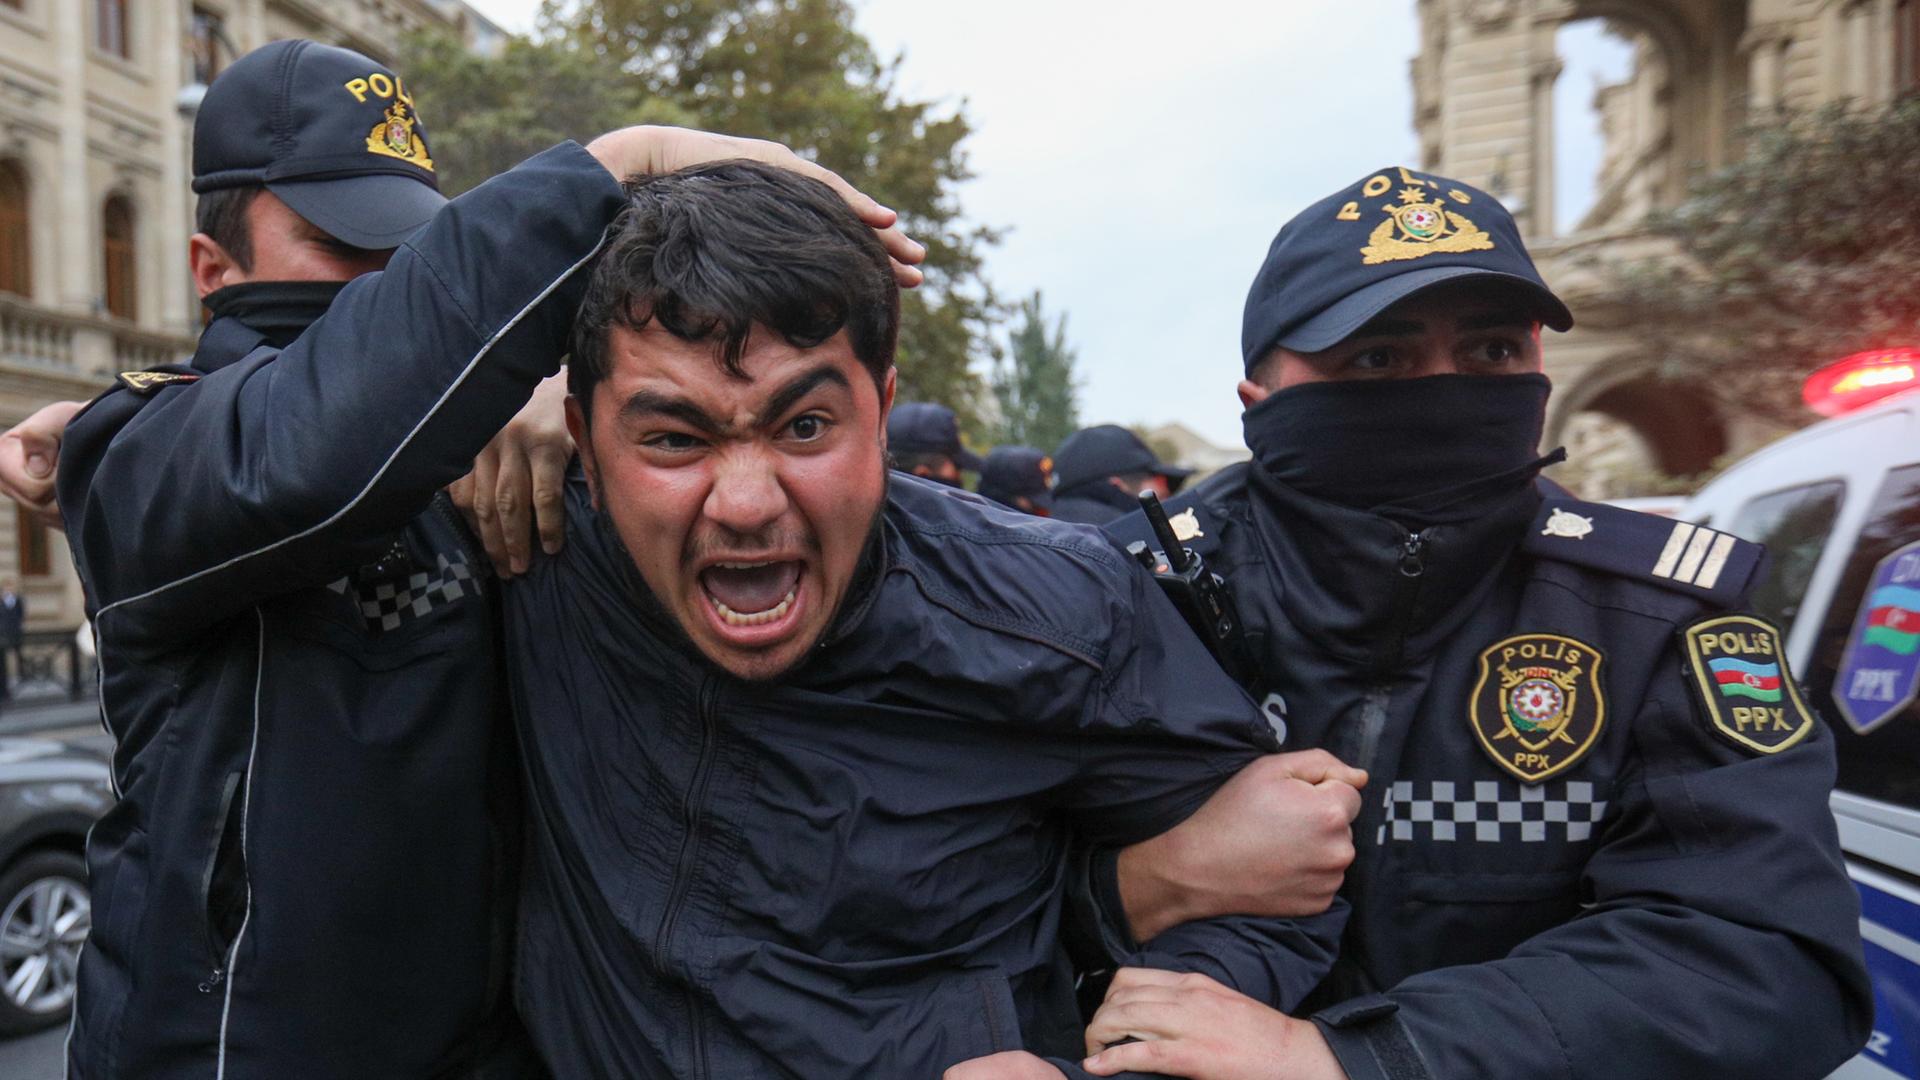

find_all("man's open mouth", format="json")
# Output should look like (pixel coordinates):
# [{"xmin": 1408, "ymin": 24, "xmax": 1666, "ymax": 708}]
[{"xmin": 699, "ymin": 560, "xmax": 803, "ymax": 627}]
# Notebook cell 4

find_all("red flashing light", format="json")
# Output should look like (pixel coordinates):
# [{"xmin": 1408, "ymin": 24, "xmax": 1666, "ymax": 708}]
[{"xmin": 1804, "ymin": 349, "xmax": 1920, "ymax": 417}]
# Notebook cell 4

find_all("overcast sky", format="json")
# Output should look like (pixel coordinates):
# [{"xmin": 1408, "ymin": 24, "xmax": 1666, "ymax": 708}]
[{"xmin": 463, "ymin": 1, "xmax": 1629, "ymax": 447}]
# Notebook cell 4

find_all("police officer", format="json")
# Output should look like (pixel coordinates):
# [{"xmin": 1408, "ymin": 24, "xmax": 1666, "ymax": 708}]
[
  {"xmin": 55, "ymin": 40, "xmax": 916, "ymax": 1079},
  {"xmin": 1081, "ymin": 168, "xmax": 1871, "ymax": 1079},
  {"xmin": 1050, "ymin": 425, "xmax": 1191, "ymax": 525},
  {"xmin": 979, "ymin": 445, "xmax": 1056, "ymax": 515},
  {"xmin": 888, "ymin": 401, "xmax": 982, "ymax": 486}
]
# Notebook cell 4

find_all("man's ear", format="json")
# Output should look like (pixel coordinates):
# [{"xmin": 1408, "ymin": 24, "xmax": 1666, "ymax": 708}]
[
  {"xmin": 189, "ymin": 233, "xmax": 244, "ymax": 300},
  {"xmin": 876, "ymin": 365, "xmax": 898, "ymax": 449},
  {"xmin": 565, "ymin": 395, "xmax": 600, "ymax": 510},
  {"xmin": 1237, "ymin": 379, "xmax": 1271, "ymax": 412}
]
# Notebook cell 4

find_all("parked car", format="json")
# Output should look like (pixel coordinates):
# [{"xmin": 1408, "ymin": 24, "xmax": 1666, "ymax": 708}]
[
  {"xmin": 0, "ymin": 731, "xmax": 111, "ymax": 1036},
  {"xmin": 1680, "ymin": 348, "xmax": 1920, "ymax": 1079}
]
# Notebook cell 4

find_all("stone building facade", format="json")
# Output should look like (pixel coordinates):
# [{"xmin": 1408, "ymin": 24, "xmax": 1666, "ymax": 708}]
[
  {"xmin": 0, "ymin": 0, "xmax": 499, "ymax": 631},
  {"xmin": 1412, "ymin": 0, "xmax": 1920, "ymax": 497}
]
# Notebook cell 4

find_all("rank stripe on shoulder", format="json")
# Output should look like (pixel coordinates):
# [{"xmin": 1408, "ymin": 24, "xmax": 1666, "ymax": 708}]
[{"xmin": 1651, "ymin": 521, "xmax": 1738, "ymax": 590}]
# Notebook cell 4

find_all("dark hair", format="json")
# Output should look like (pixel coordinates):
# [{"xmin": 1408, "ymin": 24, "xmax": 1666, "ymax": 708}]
[
  {"xmin": 195, "ymin": 185, "xmax": 261, "ymax": 272},
  {"xmin": 569, "ymin": 160, "xmax": 899, "ymax": 420}
]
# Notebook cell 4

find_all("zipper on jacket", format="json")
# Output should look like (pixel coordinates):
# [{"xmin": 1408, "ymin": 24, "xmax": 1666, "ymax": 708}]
[
  {"xmin": 655, "ymin": 672, "xmax": 721, "ymax": 1078},
  {"xmin": 432, "ymin": 492, "xmax": 488, "ymax": 580},
  {"xmin": 1372, "ymin": 528, "xmax": 1428, "ymax": 677}
]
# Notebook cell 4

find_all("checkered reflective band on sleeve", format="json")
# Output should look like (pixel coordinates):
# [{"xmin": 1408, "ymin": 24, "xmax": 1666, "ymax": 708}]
[{"xmin": 1378, "ymin": 780, "xmax": 1609, "ymax": 844}]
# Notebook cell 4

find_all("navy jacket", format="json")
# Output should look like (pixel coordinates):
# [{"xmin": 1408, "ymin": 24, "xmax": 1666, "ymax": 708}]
[
  {"xmin": 1106, "ymin": 463, "xmax": 1873, "ymax": 1080},
  {"xmin": 57, "ymin": 143, "xmax": 624, "ymax": 1078},
  {"xmin": 503, "ymin": 474, "xmax": 1343, "ymax": 1078}
]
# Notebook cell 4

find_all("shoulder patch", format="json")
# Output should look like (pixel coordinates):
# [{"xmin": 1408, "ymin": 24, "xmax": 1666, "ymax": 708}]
[
  {"xmin": 1469, "ymin": 633, "xmax": 1607, "ymax": 783},
  {"xmin": 1525, "ymin": 498, "xmax": 1762, "ymax": 606},
  {"xmin": 1831, "ymin": 539, "xmax": 1920, "ymax": 734},
  {"xmin": 116, "ymin": 370, "xmax": 200, "ymax": 395},
  {"xmin": 1679, "ymin": 614, "xmax": 1815, "ymax": 754}
]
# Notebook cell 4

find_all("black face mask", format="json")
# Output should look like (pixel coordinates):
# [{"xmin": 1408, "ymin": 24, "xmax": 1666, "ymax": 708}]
[
  {"xmin": 1242, "ymin": 373, "xmax": 1563, "ymax": 525},
  {"xmin": 203, "ymin": 280, "xmax": 349, "ymax": 349}
]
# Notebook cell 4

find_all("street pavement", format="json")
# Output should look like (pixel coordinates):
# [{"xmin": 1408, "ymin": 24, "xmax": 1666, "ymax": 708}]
[
  {"xmin": 0, "ymin": 1024, "xmax": 65, "ymax": 1079},
  {"xmin": 0, "ymin": 696, "xmax": 104, "ymax": 1076}
]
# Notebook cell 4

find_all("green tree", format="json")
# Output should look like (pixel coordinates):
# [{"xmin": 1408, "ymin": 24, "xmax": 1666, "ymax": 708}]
[
  {"xmin": 1601, "ymin": 96, "xmax": 1920, "ymax": 426},
  {"xmin": 399, "ymin": 0, "xmax": 997, "ymax": 425},
  {"xmin": 990, "ymin": 290, "xmax": 1080, "ymax": 451}
]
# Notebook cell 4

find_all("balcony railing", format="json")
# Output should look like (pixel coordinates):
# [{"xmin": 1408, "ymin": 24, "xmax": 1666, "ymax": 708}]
[{"xmin": 0, "ymin": 292, "xmax": 192, "ymax": 380}]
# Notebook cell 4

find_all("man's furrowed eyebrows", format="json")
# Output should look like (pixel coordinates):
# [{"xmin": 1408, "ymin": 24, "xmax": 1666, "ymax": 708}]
[
  {"xmin": 756, "ymin": 365, "xmax": 851, "ymax": 427},
  {"xmin": 617, "ymin": 390, "xmax": 726, "ymax": 435}
]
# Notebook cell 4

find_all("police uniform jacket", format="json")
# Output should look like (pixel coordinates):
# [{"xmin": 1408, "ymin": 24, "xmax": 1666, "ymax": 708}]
[
  {"xmin": 1050, "ymin": 480, "xmax": 1140, "ymax": 527},
  {"xmin": 502, "ymin": 474, "xmax": 1342, "ymax": 1079},
  {"xmin": 1105, "ymin": 462, "xmax": 1873, "ymax": 1080},
  {"xmin": 56, "ymin": 143, "xmax": 625, "ymax": 1078}
]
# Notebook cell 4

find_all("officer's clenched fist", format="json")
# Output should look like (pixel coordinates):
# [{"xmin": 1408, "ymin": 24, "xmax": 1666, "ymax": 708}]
[{"xmin": 1118, "ymin": 750, "xmax": 1365, "ymax": 940}]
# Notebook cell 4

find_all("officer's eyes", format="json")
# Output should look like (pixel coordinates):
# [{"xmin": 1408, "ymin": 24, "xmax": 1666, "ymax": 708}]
[
  {"xmin": 1344, "ymin": 348, "xmax": 1401, "ymax": 374},
  {"xmin": 1465, "ymin": 337, "xmax": 1527, "ymax": 367}
]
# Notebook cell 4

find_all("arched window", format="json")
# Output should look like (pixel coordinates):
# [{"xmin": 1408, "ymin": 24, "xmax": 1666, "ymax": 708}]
[
  {"xmin": 96, "ymin": 0, "xmax": 130, "ymax": 60},
  {"xmin": 0, "ymin": 163, "xmax": 28, "ymax": 298},
  {"xmin": 102, "ymin": 194, "xmax": 135, "ymax": 321}
]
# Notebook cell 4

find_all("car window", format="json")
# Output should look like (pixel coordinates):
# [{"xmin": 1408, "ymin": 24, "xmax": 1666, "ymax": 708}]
[
  {"xmin": 1727, "ymin": 481, "xmax": 1847, "ymax": 631},
  {"xmin": 1804, "ymin": 464, "xmax": 1920, "ymax": 808}
]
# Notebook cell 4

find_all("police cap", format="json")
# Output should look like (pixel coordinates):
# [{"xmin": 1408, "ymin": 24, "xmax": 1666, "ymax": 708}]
[
  {"xmin": 887, "ymin": 402, "xmax": 983, "ymax": 471},
  {"xmin": 1241, "ymin": 166, "xmax": 1572, "ymax": 373},
  {"xmin": 192, "ymin": 40, "xmax": 445, "ymax": 251},
  {"xmin": 1052, "ymin": 425, "xmax": 1192, "ymax": 492},
  {"xmin": 978, "ymin": 446, "xmax": 1055, "ymax": 511}
]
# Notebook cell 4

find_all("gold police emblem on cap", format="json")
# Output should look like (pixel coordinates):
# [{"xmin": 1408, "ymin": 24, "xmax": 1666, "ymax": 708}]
[
  {"xmin": 366, "ymin": 100, "xmax": 433, "ymax": 172},
  {"xmin": 1470, "ymin": 633, "xmax": 1607, "ymax": 783},
  {"xmin": 1680, "ymin": 614, "xmax": 1814, "ymax": 755},
  {"xmin": 1360, "ymin": 181, "xmax": 1494, "ymax": 265}
]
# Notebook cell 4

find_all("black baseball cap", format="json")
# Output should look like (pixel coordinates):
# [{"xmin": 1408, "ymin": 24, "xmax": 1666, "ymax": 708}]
[
  {"xmin": 978, "ymin": 446, "xmax": 1055, "ymax": 511},
  {"xmin": 192, "ymin": 40, "xmax": 445, "ymax": 251},
  {"xmin": 1052, "ymin": 425, "xmax": 1193, "ymax": 492},
  {"xmin": 887, "ymin": 402, "xmax": 984, "ymax": 471},
  {"xmin": 1241, "ymin": 166, "xmax": 1572, "ymax": 373}
]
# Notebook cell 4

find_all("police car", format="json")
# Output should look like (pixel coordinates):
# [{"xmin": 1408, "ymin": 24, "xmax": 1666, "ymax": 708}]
[{"xmin": 1680, "ymin": 349, "xmax": 1920, "ymax": 1079}]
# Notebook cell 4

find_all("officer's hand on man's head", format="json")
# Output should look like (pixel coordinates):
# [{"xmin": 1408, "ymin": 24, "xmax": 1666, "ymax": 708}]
[
  {"xmin": 450, "ymin": 371, "xmax": 573, "ymax": 578},
  {"xmin": 581, "ymin": 125, "xmax": 927, "ymax": 287},
  {"xmin": 0, "ymin": 399, "xmax": 84, "ymax": 531},
  {"xmin": 942, "ymin": 1051, "xmax": 1069, "ymax": 1080},
  {"xmin": 1081, "ymin": 969, "xmax": 1348, "ymax": 1080},
  {"xmin": 1116, "ymin": 750, "xmax": 1366, "ymax": 940}
]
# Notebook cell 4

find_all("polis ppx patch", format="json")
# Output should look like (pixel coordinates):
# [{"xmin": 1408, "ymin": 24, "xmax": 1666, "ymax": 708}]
[
  {"xmin": 1681, "ymin": 614, "xmax": 1814, "ymax": 754},
  {"xmin": 1470, "ymin": 634, "xmax": 1606, "ymax": 784},
  {"xmin": 1831, "ymin": 539, "xmax": 1920, "ymax": 734}
]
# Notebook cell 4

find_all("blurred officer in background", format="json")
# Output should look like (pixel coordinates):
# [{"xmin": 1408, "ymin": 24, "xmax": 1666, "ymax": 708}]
[
  {"xmin": 979, "ymin": 445, "xmax": 1056, "ymax": 515},
  {"xmin": 1050, "ymin": 425, "xmax": 1192, "ymax": 526},
  {"xmin": 1088, "ymin": 167, "xmax": 1870, "ymax": 1080},
  {"xmin": 53, "ymin": 38, "xmax": 916, "ymax": 1079},
  {"xmin": 887, "ymin": 400, "xmax": 982, "ymax": 486}
]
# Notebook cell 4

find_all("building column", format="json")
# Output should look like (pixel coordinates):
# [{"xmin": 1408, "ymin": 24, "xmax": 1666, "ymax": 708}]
[
  {"xmin": 1529, "ymin": 54, "xmax": 1562, "ymax": 240},
  {"xmin": 154, "ymin": 0, "xmax": 193, "ymax": 336},
  {"xmin": 50, "ymin": 0, "xmax": 93, "ymax": 314}
]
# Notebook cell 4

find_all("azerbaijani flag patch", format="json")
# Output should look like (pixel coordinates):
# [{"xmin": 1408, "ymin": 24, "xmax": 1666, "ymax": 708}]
[
  {"xmin": 1681, "ymin": 614, "xmax": 1815, "ymax": 754},
  {"xmin": 1833, "ymin": 540, "xmax": 1920, "ymax": 734}
]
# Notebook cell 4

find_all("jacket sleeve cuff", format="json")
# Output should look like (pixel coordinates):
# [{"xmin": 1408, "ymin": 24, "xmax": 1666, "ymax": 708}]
[{"xmin": 1312, "ymin": 996, "xmax": 1435, "ymax": 1080}]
